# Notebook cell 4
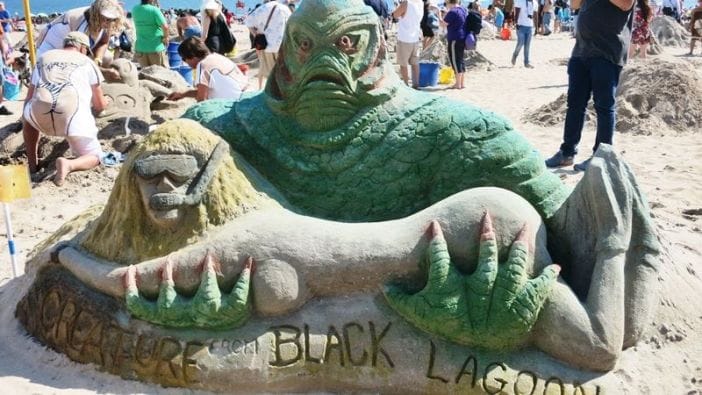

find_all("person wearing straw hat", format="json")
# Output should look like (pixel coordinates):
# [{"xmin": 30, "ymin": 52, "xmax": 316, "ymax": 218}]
[
  {"xmin": 22, "ymin": 32, "xmax": 108, "ymax": 186},
  {"xmin": 35, "ymin": 0, "xmax": 124, "ymax": 64}
]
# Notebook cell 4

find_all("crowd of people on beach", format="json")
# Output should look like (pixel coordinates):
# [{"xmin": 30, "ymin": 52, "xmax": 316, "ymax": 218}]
[{"xmin": 0, "ymin": 0, "xmax": 697, "ymax": 185}]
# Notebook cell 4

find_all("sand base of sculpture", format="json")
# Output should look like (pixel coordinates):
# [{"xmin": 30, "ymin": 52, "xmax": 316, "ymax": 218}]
[{"xmin": 16, "ymin": 265, "xmax": 606, "ymax": 394}]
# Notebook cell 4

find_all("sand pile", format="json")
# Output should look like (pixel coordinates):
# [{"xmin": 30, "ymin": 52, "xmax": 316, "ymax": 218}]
[
  {"xmin": 651, "ymin": 16, "xmax": 690, "ymax": 47},
  {"xmin": 524, "ymin": 59, "xmax": 702, "ymax": 134}
]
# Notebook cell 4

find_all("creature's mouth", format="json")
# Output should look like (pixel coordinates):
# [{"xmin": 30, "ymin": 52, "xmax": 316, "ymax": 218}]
[{"xmin": 304, "ymin": 73, "xmax": 346, "ymax": 87}]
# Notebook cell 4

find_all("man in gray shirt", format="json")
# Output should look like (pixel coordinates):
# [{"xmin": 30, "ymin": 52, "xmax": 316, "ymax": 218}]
[{"xmin": 544, "ymin": 0, "xmax": 634, "ymax": 171}]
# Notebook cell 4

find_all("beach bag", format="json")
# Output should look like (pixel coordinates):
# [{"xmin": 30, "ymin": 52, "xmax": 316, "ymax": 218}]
[
  {"xmin": 253, "ymin": 34, "xmax": 267, "ymax": 50},
  {"xmin": 465, "ymin": 32, "xmax": 477, "ymax": 50},
  {"xmin": 215, "ymin": 15, "xmax": 236, "ymax": 54},
  {"xmin": 465, "ymin": 10, "xmax": 483, "ymax": 35},
  {"xmin": 501, "ymin": 26, "xmax": 511, "ymax": 40},
  {"xmin": 2, "ymin": 67, "xmax": 20, "ymax": 101},
  {"xmin": 254, "ymin": 4, "xmax": 277, "ymax": 50},
  {"xmin": 119, "ymin": 31, "xmax": 132, "ymax": 52}
]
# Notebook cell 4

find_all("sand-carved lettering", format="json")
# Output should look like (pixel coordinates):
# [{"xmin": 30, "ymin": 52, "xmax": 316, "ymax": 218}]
[
  {"xmin": 135, "ymin": 334, "xmax": 159, "ymax": 367},
  {"xmin": 482, "ymin": 362, "xmax": 508, "ymax": 394},
  {"xmin": 544, "ymin": 377, "xmax": 565, "ymax": 395},
  {"xmin": 323, "ymin": 325, "xmax": 345, "ymax": 366},
  {"xmin": 182, "ymin": 341, "xmax": 204, "ymax": 384},
  {"xmin": 343, "ymin": 322, "xmax": 368, "ymax": 366},
  {"xmin": 304, "ymin": 324, "xmax": 322, "ymax": 364},
  {"xmin": 270, "ymin": 325, "xmax": 303, "ymax": 367},
  {"xmin": 455, "ymin": 355, "xmax": 478, "ymax": 387},
  {"xmin": 40, "ymin": 289, "xmax": 62, "ymax": 334},
  {"xmin": 369, "ymin": 321, "xmax": 394, "ymax": 368},
  {"xmin": 426, "ymin": 340, "xmax": 449, "ymax": 383},
  {"xmin": 155, "ymin": 337, "xmax": 183, "ymax": 381},
  {"xmin": 79, "ymin": 319, "xmax": 104, "ymax": 366},
  {"xmin": 514, "ymin": 370, "xmax": 538, "ymax": 395}
]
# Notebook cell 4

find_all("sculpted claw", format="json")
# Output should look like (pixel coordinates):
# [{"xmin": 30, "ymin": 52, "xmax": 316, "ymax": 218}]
[
  {"xmin": 384, "ymin": 217, "xmax": 559, "ymax": 350},
  {"xmin": 124, "ymin": 265, "xmax": 137, "ymax": 290},
  {"xmin": 480, "ymin": 211, "xmax": 495, "ymax": 241},
  {"xmin": 429, "ymin": 220, "xmax": 443, "ymax": 239},
  {"xmin": 124, "ymin": 253, "xmax": 252, "ymax": 329}
]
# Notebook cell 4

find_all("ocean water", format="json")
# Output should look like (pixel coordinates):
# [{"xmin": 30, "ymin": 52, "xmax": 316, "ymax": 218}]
[
  {"xmin": 3, "ymin": 0, "xmax": 266, "ymax": 16},
  {"xmin": 3, "ymin": 0, "xmax": 697, "ymax": 18}
]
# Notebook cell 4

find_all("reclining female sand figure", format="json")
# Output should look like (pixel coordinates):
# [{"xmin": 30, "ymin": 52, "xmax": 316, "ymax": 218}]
[
  {"xmin": 46, "ymin": 119, "xmax": 655, "ymax": 372},
  {"xmin": 36, "ymin": 0, "xmax": 660, "ymax": 375}
]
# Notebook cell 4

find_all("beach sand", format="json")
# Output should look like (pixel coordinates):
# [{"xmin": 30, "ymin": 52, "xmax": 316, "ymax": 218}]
[{"xmin": 0, "ymin": 26, "xmax": 700, "ymax": 393}]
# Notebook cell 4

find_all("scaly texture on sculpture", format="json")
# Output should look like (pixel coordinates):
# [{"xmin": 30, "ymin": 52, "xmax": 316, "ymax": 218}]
[
  {"xmin": 385, "ymin": 217, "xmax": 560, "ymax": 350},
  {"xmin": 183, "ymin": 0, "xmax": 568, "ymax": 222},
  {"xmin": 125, "ymin": 254, "xmax": 253, "ymax": 329}
]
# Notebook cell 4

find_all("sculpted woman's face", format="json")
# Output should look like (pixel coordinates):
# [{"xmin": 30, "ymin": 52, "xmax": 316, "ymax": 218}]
[{"xmin": 134, "ymin": 154, "xmax": 200, "ymax": 228}]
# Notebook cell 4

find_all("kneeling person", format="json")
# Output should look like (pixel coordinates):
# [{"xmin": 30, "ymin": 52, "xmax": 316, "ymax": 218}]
[
  {"xmin": 168, "ymin": 37, "xmax": 249, "ymax": 102},
  {"xmin": 23, "ymin": 31, "xmax": 108, "ymax": 186}
]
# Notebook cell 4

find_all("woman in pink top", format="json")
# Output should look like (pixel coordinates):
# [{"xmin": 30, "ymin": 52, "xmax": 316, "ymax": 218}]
[{"xmin": 168, "ymin": 37, "xmax": 249, "ymax": 102}]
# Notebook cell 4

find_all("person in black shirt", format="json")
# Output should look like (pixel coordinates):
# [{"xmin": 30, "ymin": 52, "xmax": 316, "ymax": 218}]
[{"xmin": 545, "ymin": 0, "xmax": 634, "ymax": 171}]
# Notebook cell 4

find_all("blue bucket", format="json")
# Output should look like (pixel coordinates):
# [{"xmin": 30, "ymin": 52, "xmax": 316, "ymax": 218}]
[
  {"xmin": 173, "ymin": 65, "xmax": 193, "ymax": 86},
  {"xmin": 167, "ymin": 41, "xmax": 182, "ymax": 68},
  {"xmin": 418, "ymin": 62, "xmax": 440, "ymax": 88}
]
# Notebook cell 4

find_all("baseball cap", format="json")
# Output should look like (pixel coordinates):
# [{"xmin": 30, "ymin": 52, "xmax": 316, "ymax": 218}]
[
  {"xmin": 100, "ymin": 4, "xmax": 121, "ymax": 19},
  {"xmin": 203, "ymin": 0, "xmax": 221, "ymax": 10},
  {"xmin": 64, "ymin": 31, "xmax": 93, "ymax": 55}
]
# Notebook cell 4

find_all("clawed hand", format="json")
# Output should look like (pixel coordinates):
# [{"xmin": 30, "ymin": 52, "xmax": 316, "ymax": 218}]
[
  {"xmin": 384, "ymin": 213, "xmax": 560, "ymax": 350},
  {"xmin": 124, "ymin": 254, "xmax": 254, "ymax": 329}
]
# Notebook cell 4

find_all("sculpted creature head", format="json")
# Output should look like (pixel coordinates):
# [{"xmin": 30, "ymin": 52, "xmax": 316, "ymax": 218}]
[
  {"xmin": 265, "ymin": 0, "xmax": 397, "ymax": 131},
  {"xmin": 81, "ymin": 119, "xmax": 280, "ymax": 264}
]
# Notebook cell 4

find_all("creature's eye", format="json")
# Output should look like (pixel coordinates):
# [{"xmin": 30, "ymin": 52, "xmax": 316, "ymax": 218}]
[
  {"xmin": 294, "ymin": 34, "xmax": 312, "ymax": 52},
  {"xmin": 335, "ymin": 34, "xmax": 359, "ymax": 54}
]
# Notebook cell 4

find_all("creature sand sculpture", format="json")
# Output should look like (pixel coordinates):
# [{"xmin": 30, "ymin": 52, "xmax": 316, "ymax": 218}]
[{"xmin": 17, "ymin": 0, "xmax": 660, "ymax": 393}]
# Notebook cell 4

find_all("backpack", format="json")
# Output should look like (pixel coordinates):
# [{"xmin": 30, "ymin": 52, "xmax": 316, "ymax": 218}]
[
  {"xmin": 217, "ymin": 16, "xmax": 236, "ymax": 54},
  {"xmin": 465, "ymin": 9, "xmax": 483, "ymax": 35}
]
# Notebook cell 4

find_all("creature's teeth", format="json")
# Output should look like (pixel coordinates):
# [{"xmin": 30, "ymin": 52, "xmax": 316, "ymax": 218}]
[{"xmin": 480, "ymin": 211, "xmax": 496, "ymax": 241}]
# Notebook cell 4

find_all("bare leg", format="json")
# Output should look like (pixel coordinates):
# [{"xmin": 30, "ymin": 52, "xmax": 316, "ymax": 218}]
[
  {"xmin": 690, "ymin": 39, "xmax": 696, "ymax": 55},
  {"xmin": 640, "ymin": 43, "xmax": 648, "ymax": 59},
  {"xmin": 54, "ymin": 154, "xmax": 100, "ymax": 186},
  {"xmin": 411, "ymin": 63, "xmax": 419, "ymax": 89},
  {"xmin": 22, "ymin": 120, "xmax": 40, "ymax": 173},
  {"xmin": 399, "ymin": 65, "xmax": 410, "ymax": 86}
]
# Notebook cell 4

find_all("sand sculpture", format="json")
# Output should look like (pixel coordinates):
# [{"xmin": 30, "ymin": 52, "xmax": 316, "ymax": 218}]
[
  {"xmin": 16, "ymin": 0, "xmax": 661, "ymax": 392},
  {"xmin": 97, "ymin": 61, "xmax": 192, "ymax": 129}
]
